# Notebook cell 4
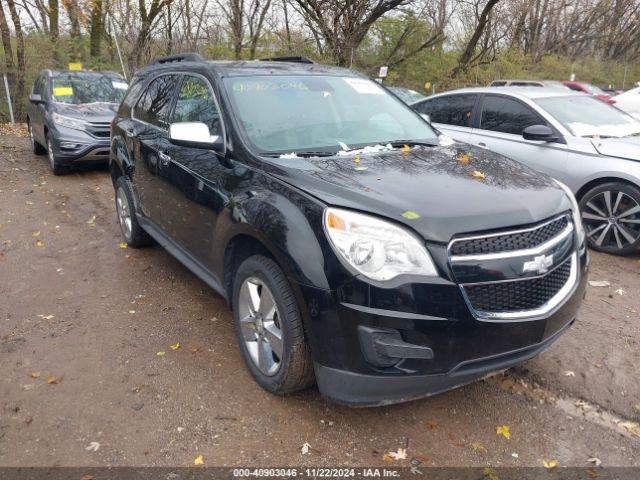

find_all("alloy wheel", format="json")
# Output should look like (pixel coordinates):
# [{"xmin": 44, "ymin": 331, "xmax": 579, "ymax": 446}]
[
  {"xmin": 237, "ymin": 277, "xmax": 283, "ymax": 376},
  {"xmin": 116, "ymin": 187, "xmax": 133, "ymax": 240},
  {"xmin": 582, "ymin": 190, "xmax": 640, "ymax": 250},
  {"xmin": 47, "ymin": 137, "xmax": 55, "ymax": 170}
]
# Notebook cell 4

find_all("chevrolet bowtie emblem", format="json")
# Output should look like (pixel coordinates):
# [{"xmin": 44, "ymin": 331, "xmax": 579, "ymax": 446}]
[{"xmin": 523, "ymin": 254, "xmax": 554, "ymax": 274}]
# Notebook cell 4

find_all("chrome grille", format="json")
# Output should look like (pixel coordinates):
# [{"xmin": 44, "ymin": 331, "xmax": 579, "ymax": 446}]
[
  {"xmin": 464, "ymin": 257, "xmax": 572, "ymax": 313},
  {"xmin": 449, "ymin": 213, "xmax": 577, "ymax": 320},
  {"xmin": 450, "ymin": 215, "xmax": 568, "ymax": 256}
]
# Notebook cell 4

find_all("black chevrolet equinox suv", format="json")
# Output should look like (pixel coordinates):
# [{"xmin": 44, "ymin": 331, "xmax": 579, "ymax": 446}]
[{"xmin": 110, "ymin": 53, "xmax": 588, "ymax": 406}]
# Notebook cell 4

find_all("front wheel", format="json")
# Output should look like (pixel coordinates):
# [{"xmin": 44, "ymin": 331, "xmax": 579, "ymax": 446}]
[
  {"xmin": 579, "ymin": 182, "xmax": 640, "ymax": 255},
  {"xmin": 232, "ymin": 255, "xmax": 314, "ymax": 394},
  {"xmin": 46, "ymin": 134, "xmax": 67, "ymax": 175}
]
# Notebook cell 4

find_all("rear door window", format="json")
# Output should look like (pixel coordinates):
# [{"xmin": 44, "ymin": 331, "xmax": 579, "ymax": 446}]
[
  {"xmin": 414, "ymin": 94, "xmax": 477, "ymax": 127},
  {"xmin": 479, "ymin": 95, "xmax": 545, "ymax": 135},
  {"xmin": 135, "ymin": 75, "xmax": 179, "ymax": 128}
]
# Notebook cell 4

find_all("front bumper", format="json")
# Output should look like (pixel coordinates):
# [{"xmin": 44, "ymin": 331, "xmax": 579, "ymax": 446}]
[
  {"xmin": 299, "ymin": 247, "xmax": 588, "ymax": 407},
  {"xmin": 50, "ymin": 125, "xmax": 110, "ymax": 164}
]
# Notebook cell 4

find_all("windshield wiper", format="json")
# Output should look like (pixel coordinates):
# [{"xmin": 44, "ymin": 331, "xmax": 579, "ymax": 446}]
[
  {"xmin": 261, "ymin": 150, "xmax": 336, "ymax": 158},
  {"xmin": 386, "ymin": 140, "xmax": 439, "ymax": 148}
]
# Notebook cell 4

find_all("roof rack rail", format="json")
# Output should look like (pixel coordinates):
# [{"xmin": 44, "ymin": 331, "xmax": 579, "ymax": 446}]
[
  {"xmin": 260, "ymin": 56, "xmax": 315, "ymax": 64},
  {"xmin": 151, "ymin": 53, "xmax": 204, "ymax": 66}
]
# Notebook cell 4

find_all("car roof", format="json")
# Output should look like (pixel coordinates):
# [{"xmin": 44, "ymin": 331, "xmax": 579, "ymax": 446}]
[
  {"xmin": 48, "ymin": 70, "xmax": 125, "ymax": 77},
  {"xmin": 424, "ymin": 86, "xmax": 584, "ymax": 101},
  {"xmin": 136, "ymin": 60, "xmax": 360, "ymax": 79}
]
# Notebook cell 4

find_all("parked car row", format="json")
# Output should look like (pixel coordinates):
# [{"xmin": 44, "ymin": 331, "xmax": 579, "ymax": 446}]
[{"xmin": 27, "ymin": 56, "xmax": 634, "ymax": 406}]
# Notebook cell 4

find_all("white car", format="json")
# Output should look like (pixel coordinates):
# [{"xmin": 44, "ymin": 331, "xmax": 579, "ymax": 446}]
[
  {"xmin": 612, "ymin": 87, "xmax": 640, "ymax": 120},
  {"xmin": 411, "ymin": 87, "xmax": 640, "ymax": 255}
]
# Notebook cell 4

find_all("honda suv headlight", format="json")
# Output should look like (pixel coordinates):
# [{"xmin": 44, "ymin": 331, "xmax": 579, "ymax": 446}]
[
  {"xmin": 52, "ymin": 112, "xmax": 89, "ymax": 131},
  {"xmin": 323, "ymin": 207, "xmax": 438, "ymax": 281},
  {"xmin": 555, "ymin": 180, "xmax": 586, "ymax": 247}
]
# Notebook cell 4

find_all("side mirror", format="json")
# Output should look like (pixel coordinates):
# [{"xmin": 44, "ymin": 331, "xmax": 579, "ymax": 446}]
[
  {"xmin": 168, "ymin": 122, "xmax": 224, "ymax": 152},
  {"xmin": 29, "ymin": 93, "xmax": 44, "ymax": 104},
  {"xmin": 523, "ymin": 124, "xmax": 558, "ymax": 142},
  {"xmin": 420, "ymin": 113, "xmax": 431, "ymax": 123}
]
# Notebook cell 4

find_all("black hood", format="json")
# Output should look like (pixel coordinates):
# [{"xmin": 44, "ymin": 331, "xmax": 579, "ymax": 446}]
[
  {"xmin": 52, "ymin": 102, "xmax": 117, "ymax": 123},
  {"xmin": 264, "ymin": 143, "xmax": 572, "ymax": 243}
]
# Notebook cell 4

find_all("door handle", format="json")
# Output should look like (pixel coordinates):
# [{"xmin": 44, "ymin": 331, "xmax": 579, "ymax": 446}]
[{"xmin": 159, "ymin": 151, "xmax": 171, "ymax": 165}]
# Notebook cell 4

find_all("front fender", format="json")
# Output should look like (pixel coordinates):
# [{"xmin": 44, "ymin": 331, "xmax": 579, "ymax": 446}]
[{"xmin": 213, "ymin": 184, "xmax": 334, "ymax": 290}]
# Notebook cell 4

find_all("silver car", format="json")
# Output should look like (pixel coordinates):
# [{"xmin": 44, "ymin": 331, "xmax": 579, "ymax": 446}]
[{"xmin": 412, "ymin": 87, "xmax": 640, "ymax": 255}]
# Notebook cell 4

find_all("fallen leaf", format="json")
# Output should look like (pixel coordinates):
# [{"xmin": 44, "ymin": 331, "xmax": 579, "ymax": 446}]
[
  {"xmin": 426, "ymin": 420, "xmax": 438, "ymax": 429},
  {"xmin": 586, "ymin": 467, "xmax": 600, "ymax": 478},
  {"xmin": 402, "ymin": 210, "xmax": 421, "ymax": 220},
  {"xmin": 401, "ymin": 144, "xmax": 411, "ymax": 154},
  {"xmin": 471, "ymin": 442, "xmax": 487, "ymax": 452},
  {"xmin": 587, "ymin": 457, "xmax": 602, "ymax": 467},
  {"xmin": 87, "ymin": 214, "xmax": 96, "ymax": 225},
  {"xmin": 128, "ymin": 310, "xmax": 136, "ymax": 314},
  {"xmin": 617, "ymin": 421, "xmax": 639, "ymax": 436},
  {"xmin": 470, "ymin": 170, "xmax": 486, "ymax": 180},
  {"xmin": 564, "ymin": 370, "xmax": 575, "ymax": 377},
  {"xmin": 46, "ymin": 376, "xmax": 60, "ymax": 384},
  {"xmin": 496, "ymin": 425, "xmax": 511, "ymax": 439},
  {"xmin": 170, "ymin": 343, "xmax": 181, "ymax": 350},
  {"xmin": 156, "ymin": 351, "xmax": 166, "ymax": 357},
  {"xmin": 32, "ymin": 231, "xmax": 40, "ymax": 237},
  {"xmin": 301, "ymin": 442, "xmax": 311, "ymax": 455},
  {"xmin": 80, "ymin": 475, "xmax": 93, "ymax": 480},
  {"xmin": 29, "ymin": 372, "xmax": 40, "ymax": 379},
  {"xmin": 382, "ymin": 453, "xmax": 394, "ymax": 462},
  {"xmin": 511, "ymin": 452, "xmax": 519, "ymax": 458},
  {"xmin": 388, "ymin": 448, "xmax": 407, "ymax": 460},
  {"xmin": 457, "ymin": 152, "xmax": 470, "ymax": 165},
  {"xmin": 35, "ymin": 240, "xmax": 45, "ymax": 247},
  {"xmin": 615, "ymin": 288, "xmax": 625, "ymax": 295},
  {"xmin": 85, "ymin": 441, "xmax": 100, "ymax": 452},
  {"xmin": 588, "ymin": 280, "xmax": 610, "ymax": 287},
  {"xmin": 38, "ymin": 314, "xmax": 55, "ymax": 320},
  {"xmin": 594, "ymin": 362, "xmax": 603, "ymax": 369},
  {"xmin": 542, "ymin": 459, "xmax": 559, "ymax": 469},
  {"xmin": 119, "ymin": 242, "xmax": 128, "ymax": 249},
  {"xmin": 194, "ymin": 455, "xmax": 204, "ymax": 465}
]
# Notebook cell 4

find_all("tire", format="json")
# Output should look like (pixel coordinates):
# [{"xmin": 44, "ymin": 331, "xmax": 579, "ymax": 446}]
[
  {"xmin": 114, "ymin": 176, "xmax": 153, "ymax": 248},
  {"xmin": 46, "ymin": 134, "xmax": 67, "ymax": 175},
  {"xmin": 579, "ymin": 181, "xmax": 640, "ymax": 255},
  {"xmin": 28, "ymin": 121, "xmax": 46, "ymax": 155},
  {"xmin": 232, "ymin": 255, "xmax": 314, "ymax": 394}
]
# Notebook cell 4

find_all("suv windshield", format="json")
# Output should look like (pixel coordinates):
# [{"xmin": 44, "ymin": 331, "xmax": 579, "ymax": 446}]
[
  {"xmin": 536, "ymin": 95, "xmax": 640, "ymax": 138},
  {"xmin": 223, "ymin": 75, "xmax": 438, "ymax": 154},
  {"xmin": 52, "ymin": 72, "xmax": 128, "ymax": 105}
]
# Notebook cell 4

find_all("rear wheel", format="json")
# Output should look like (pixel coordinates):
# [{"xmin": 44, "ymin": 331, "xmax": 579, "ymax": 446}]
[
  {"xmin": 28, "ymin": 121, "xmax": 46, "ymax": 155},
  {"xmin": 115, "ymin": 176, "xmax": 152, "ymax": 248},
  {"xmin": 579, "ymin": 182, "xmax": 640, "ymax": 255},
  {"xmin": 46, "ymin": 134, "xmax": 67, "ymax": 175},
  {"xmin": 232, "ymin": 255, "xmax": 314, "ymax": 394}
]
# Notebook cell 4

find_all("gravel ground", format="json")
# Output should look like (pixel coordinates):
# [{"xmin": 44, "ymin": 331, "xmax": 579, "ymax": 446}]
[{"xmin": 1, "ymin": 132, "xmax": 639, "ymax": 469}]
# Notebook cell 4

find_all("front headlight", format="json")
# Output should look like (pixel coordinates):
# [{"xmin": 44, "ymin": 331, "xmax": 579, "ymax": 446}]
[
  {"xmin": 555, "ymin": 180, "xmax": 586, "ymax": 247},
  {"xmin": 323, "ymin": 207, "xmax": 438, "ymax": 281},
  {"xmin": 52, "ymin": 112, "xmax": 88, "ymax": 131}
]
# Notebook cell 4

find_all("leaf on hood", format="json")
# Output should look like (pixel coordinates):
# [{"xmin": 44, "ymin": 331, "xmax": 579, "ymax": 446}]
[
  {"xmin": 496, "ymin": 425, "xmax": 511, "ymax": 439},
  {"xmin": 401, "ymin": 144, "xmax": 411, "ymax": 154},
  {"xmin": 354, "ymin": 155, "xmax": 361, "ymax": 164},
  {"xmin": 457, "ymin": 152, "xmax": 470, "ymax": 165},
  {"xmin": 542, "ymin": 459, "xmax": 559, "ymax": 469},
  {"xmin": 194, "ymin": 455, "xmax": 204, "ymax": 465},
  {"xmin": 402, "ymin": 211, "xmax": 421, "ymax": 220},
  {"xmin": 470, "ymin": 170, "xmax": 486, "ymax": 181}
]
